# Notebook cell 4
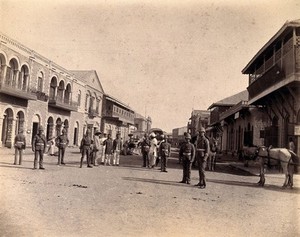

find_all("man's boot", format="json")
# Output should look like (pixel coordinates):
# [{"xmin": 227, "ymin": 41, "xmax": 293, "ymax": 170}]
[{"xmin": 80, "ymin": 157, "xmax": 83, "ymax": 168}]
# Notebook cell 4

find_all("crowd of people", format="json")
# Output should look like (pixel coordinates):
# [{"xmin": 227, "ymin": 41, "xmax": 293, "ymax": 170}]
[{"xmin": 13, "ymin": 125, "xmax": 213, "ymax": 189}]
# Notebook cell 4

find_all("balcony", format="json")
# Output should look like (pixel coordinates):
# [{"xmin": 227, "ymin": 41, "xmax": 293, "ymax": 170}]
[
  {"xmin": 48, "ymin": 97, "xmax": 78, "ymax": 111},
  {"xmin": 36, "ymin": 91, "xmax": 49, "ymax": 102},
  {"xmin": 247, "ymin": 64, "xmax": 285, "ymax": 100},
  {"xmin": 88, "ymin": 108, "xmax": 99, "ymax": 118},
  {"xmin": 0, "ymin": 84, "xmax": 37, "ymax": 100}
]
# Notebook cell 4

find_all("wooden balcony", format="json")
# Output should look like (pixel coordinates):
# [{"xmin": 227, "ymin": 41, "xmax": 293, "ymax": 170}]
[
  {"xmin": 48, "ymin": 97, "xmax": 78, "ymax": 111},
  {"xmin": 247, "ymin": 64, "xmax": 286, "ymax": 100},
  {"xmin": 0, "ymin": 84, "xmax": 37, "ymax": 100}
]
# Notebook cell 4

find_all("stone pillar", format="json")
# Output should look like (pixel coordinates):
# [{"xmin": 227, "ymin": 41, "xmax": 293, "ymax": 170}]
[{"xmin": 0, "ymin": 117, "xmax": 3, "ymax": 147}]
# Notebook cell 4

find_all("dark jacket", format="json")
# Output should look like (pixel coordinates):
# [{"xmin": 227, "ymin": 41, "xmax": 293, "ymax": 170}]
[
  {"xmin": 179, "ymin": 141, "xmax": 195, "ymax": 162},
  {"xmin": 159, "ymin": 140, "xmax": 171, "ymax": 157},
  {"xmin": 32, "ymin": 134, "xmax": 47, "ymax": 152},
  {"xmin": 15, "ymin": 133, "xmax": 26, "ymax": 149}
]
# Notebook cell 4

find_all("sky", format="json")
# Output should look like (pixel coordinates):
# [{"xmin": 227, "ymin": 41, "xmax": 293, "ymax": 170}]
[{"xmin": 1, "ymin": 0, "xmax": 299, "ymax": 132}]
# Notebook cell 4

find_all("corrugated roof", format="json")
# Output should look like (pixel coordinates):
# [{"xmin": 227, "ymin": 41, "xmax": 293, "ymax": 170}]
[{"xmin": 208, "ymin": 90, "xmax": 248, "ymax": 110}]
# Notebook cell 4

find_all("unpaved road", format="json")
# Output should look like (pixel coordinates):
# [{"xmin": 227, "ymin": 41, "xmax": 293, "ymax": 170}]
[{"xmin": 0, "ymin": 148, "xmax": 299, "ymax": 237}]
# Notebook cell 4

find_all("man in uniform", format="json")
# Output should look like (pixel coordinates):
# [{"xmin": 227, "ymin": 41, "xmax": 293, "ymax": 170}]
[
  {"xmin": 56, "ymin": 128, "xmax": 69, "ymax": 165},
  {"xmin": 140, "ymin": 133, "xmax": 151, "ymax": 167},
  {"xmin": 194, "ymin": 127, "xmax": 210, "ymax": 189},
  {"xmin": 32, "ymin": 125, "xmax": 47, "ymax": 170},
  {"xmin": 113, "ymin": 133, "xmax": 123, "ymax": 166},
  {"xmin": 159, "ymin": 134, "xmax": 171, "ymax": 173},
  {"xmin": 14, "ymin": 129, "xmax": 26, "ymax": 165},
  {"xmin": 179, "ymin": 133, "xmax": 195, "ymax": 184},
  {"xmin": 79, "ymin": 129, "xmax": 93, "ymax": 168}
]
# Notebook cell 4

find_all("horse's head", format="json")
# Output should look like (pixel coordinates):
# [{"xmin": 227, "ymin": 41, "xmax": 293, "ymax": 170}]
[{"xmin": 256, "ymin": 146, "xmax": 268, "ymax": 157}]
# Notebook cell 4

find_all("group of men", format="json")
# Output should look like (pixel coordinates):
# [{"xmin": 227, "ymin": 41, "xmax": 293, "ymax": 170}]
[
  {"xmin": 179, "ymin": 127, "xmax": 210, "ymax": 189},
  {"xmin": 140, "ymin": 132, "xmax": 171, "ymax": 172},
  {"xmin": 13, "ymin": 126, "xmax": 122, "ymax": 170},
  {"xmin": 79, "ymin": 130, "xmax": 122, "ymax": 168},
  {"xmin": 13, "ymin": 125, "xmax": 210, "ymax": 189}
]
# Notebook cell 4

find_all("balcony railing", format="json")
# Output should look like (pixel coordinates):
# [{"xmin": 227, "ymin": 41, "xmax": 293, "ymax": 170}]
[
  {"xmin": 48, "ymin": 97, "xmax": 78, "ymax": 111},
  {"xmin": 88, "ymin": 108, "xmax": 99, "ymax": 118},
  {"xmin": 0, "ymin": 84, "xmax": 37, "ymax": 100},
  {"xmin": 247, "ymin": 64, "xmax": 285, "ymax": 100}
]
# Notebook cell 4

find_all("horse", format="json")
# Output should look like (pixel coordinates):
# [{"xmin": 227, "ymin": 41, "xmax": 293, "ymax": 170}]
[
  {"xmin": 207, "ymin": 137, "xmax": 219, "ymax": 171},
  {"xmin": 257, "ymin": 146, "xmax": 299, "ymax": 188},
  {"xmin": 239, "ymin": 146, "xmax": 259, "ymax": 167}
]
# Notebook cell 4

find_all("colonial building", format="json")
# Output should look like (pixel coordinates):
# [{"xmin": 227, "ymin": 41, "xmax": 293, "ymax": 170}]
[
  {"xmin": 133, "ymin": 112, "xmax": 152, "ymax": 139},
  {"xmin": 187, "ymin": 110, "xmax": 210, "ymax": 137},
  {"xmin": 219, "ymin": 100, "xmax": 268, "ymax": 153},
  {"xmin": 207, "ymin": 90, "xmax": 248, "ymax": 151},
  {"xmin": 172, "ymin": 126, "xmax": 187, "ymax": 147},
  {"xmin": 101, "ymin": 94, "xmax": 135, "ymax": 140},
  {"xmin": 0, "ymin": 32, "xmax": 104, "ymax": 148},
  {"xmin": 242, "ymin": 19, "xmax": 300, "ymax": 154}
]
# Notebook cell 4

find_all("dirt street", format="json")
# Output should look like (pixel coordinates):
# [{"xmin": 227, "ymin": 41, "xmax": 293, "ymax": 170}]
[{"xmin": 0, "ymin": 148, "xmax": 299, "ymax": 237}]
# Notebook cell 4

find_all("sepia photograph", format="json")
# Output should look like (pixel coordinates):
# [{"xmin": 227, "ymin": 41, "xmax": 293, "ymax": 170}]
[{"xmin": 0, "ymin": 0, "xmax": 299, "ymax": 236}]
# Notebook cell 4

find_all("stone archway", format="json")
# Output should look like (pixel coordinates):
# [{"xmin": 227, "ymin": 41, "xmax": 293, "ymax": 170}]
[
  {"xmin": 55, "ymin": 118, "xmax": 62, "ymax": 137},
  {"xmin": 63, "ymin": 119, "xmax": 69, "ymax": 134},
  {"xmin": 16, "ymin": 111, "xmax": 25, "ymax": 135},
  {"xmin": 1, "ymin": 108, "xmax": 14, "ymax": 148},
  {"xmin": 47, "ymin": 117, "xmax": 54, "ymax": 140}
]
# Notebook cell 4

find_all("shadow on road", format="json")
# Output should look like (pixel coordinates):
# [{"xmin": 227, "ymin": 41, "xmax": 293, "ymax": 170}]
[
  {"xmin": 208, "ymin": 178, "xmax": 300, "ymax": 194},
  {"xmin": 0, "ymin": 162, "xmax": 34, "ymax": 170},
  {"xmin": 122, "ymin": 177, "xmax": 198, "ymax": 188}
]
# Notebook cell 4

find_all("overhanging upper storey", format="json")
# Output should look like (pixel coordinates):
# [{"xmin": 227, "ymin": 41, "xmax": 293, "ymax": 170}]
[{"xmin": 242, "ymin": 19, "xmax": 300, "ymax": 104}]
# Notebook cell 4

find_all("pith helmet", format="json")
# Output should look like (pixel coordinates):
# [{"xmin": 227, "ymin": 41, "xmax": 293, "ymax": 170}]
[
  {"xmin": 185, "ymin": 133, "xmax": 192, "ymax": 139},
  {"xmin": 38, "ymin": 125, "xmax": 44, "ymax": 131},
  {"xmin": 199, "ymin": 127, "xmax": 206, "ymax": 133},
  {"xmin": 149, "ymin": 132, "xmax": 156, "ymax": 138}
]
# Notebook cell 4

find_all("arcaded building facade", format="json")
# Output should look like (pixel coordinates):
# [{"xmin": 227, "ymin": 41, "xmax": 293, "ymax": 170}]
[
  {"xmin": 0, "ymin": 33, "xmax": 104, "ymax": 148},
  {"xmin": 242, "ymin": 19, "xmax": 300, "ymax": 155}
]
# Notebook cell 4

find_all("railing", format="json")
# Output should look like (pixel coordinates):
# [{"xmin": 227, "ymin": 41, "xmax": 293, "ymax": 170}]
[
  {"xmin": 247, "ymin": 64, "xmax": 285, "ymax": 100},
  {"xmin": 0, "ymin": 84, "xmax": 37, "ymax": 100},
  {"xmin": 249, "ymin": 38, "xmax": 295, "ymax": 84},
  {"xmin": 88, "ymin": 108, "xmax": 98, "ymax": 118},
  {"xmin": 48, "ymin": 97, "xmax": 78, "ymax": 111}
]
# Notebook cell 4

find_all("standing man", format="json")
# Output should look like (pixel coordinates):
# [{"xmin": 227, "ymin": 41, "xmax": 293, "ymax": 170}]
[
  {"xmin": 149, "ymin": 132, "xmax": 158, "ymax": 168},
  {"xmin": 179, "ymin": 133, "xmax": 195, "ymax": 184},
  {"xmin": 140, "ymin": 133, "xmax": 151, "ymax": 167},
  {"xmin": 159, "ymin": 135, "xmax": 171, "ymax": 173},
  {"xmin": 103, "ymin": 134, "xmax": 114, "ymax": 166},
  {"xmin": 99, "ymin": 133, "xmax": 107, "ymax": 164},
  {"xmin": 79, "ymin": 129, "xmax": 93, "ymax": 168},
  {"xmin": 32, "ymin": 125, "xmax": 47, "ymax": 170},
  {"xmin": 194, "ymin": 127, "xmax": 210, "ymax": 189},
  {"xmin": 56, "ymin": 128, "xmax": 69, "ymax": 165},
  {"xmin": 14, "ymin": 129, "xmax": 26, "ymax": 165},
  {"xmin": 92, "ymin": 129, "xmax": 101, "ymax": 166},
  {"xmin": 113, "ymin": 133, "xmax": 123, "ymax": 166}
]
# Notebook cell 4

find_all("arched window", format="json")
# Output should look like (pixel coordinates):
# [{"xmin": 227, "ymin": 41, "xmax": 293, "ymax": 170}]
[
  {"xmin": 20, "ymin": 65, "xmax": 29, "ymax": 91},
  {"xmin": 57, "ymin": 81, "xmax": 64, "ymax": 102},
  {"xmin": 49, "ymin": 77, "xmax": 57, "ymax": 100},
  {"xmin": 37, "ymin": 71, "xmax": 44, "ymax": 92},
  {"xmin": 6, "ymin": 59, "xmax": 18, "ymax": 87},
  {"xmin": 77, "ymin": 90, "xmax": 81, "ymax": 106},
  {"xmin": 64, "ymin": 83, "xmax": 71, "ymax": 104}
]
